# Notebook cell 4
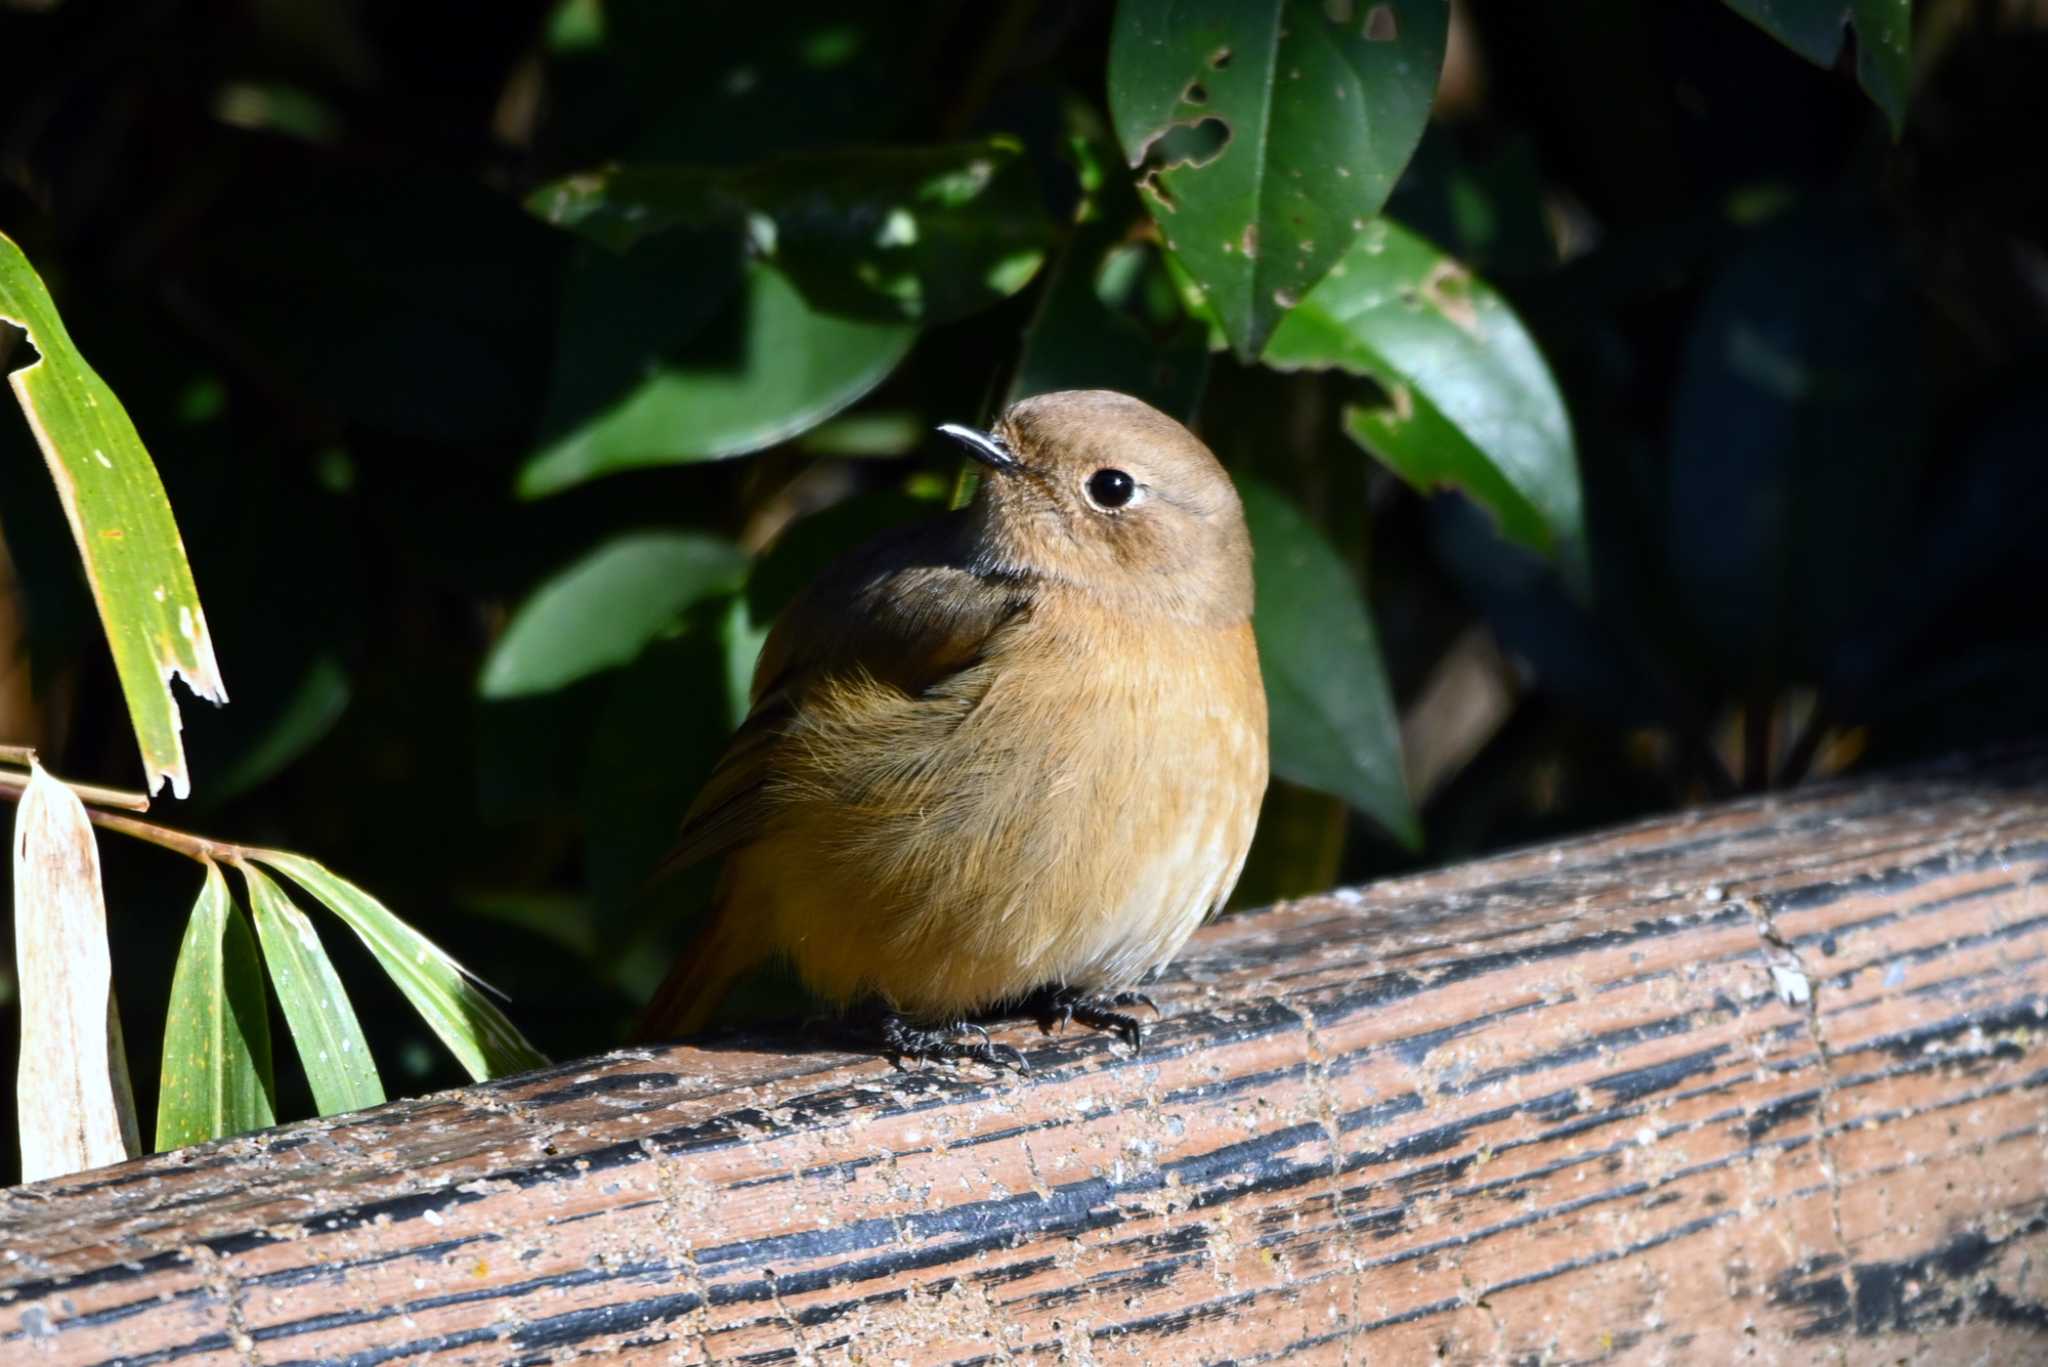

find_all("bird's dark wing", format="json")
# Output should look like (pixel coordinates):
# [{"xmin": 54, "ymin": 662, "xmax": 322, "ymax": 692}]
[{"xmin": 659, "ymin": 514, "xmax": 1026, "ymax": 876}]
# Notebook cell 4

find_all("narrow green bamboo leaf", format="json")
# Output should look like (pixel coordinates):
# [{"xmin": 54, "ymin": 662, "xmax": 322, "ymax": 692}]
[
  {"xmin": 1722, "ymin": 0, "xmax": 1910, "ymax": 138},
  {"xmin": 1264, "ymin": 219, "xmax": 1584, "ymax": 583},
  {"xmin": 242, "ymin": 863, "xmax": 384, "ymax": 1116},
  {"xmin": 0, "ymin": 232, "xmax": 227, "ymax": 799},
  {"xmin": 155, "ymin": 863, "xmax": 275, "ymax": 1150},
  {"xmin": 1241, "ymin": 480, "xmax": 1419, "ymax": 849},
  {"xmin": 255, "ymin": 850, "xmax": 548, "ymax": 1080},
  {"xmin": 480, "ymin": 532, "xmax": 747, "ymax": 699},
  {"xmin": 1108, "ymin": 0, "xmax": 1448, "ymax": 358}
]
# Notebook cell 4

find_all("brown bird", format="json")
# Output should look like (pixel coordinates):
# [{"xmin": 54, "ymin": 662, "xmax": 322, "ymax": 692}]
[{"xmin": 634, "ymin": 389, "xmax": 1268, "ymax": 1064}]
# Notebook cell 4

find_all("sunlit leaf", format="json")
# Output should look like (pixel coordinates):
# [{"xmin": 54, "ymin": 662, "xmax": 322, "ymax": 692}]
[
  {"xmin": 0, "ymin": 232, "xmax": 227, "ymax": 799},
  {"xmin": 242, "ymin": 862, "xmax": 385, "ymax": 1116},
  {"xmin": 12, "ymin": 763, "xmax": 140, "ymax": 1180},
  {"xmin": 481, "ymin": 531, "xmax": 748, "ymax": 698},
  {"xmin": 155, "ymin": 862, "xmax": 275, "ymax": 1150},
  {"xmin": 1723, "ymin": 0, "xmax": 1910, "ymax": 137},
  {"xmin": 255, "ymin": 850, "xmax": 549, "ymax": 1080},
  {"xmin": 1108, "ymin": 0, "xmax": 1447, "ymax": 358},
  {"xmin": 1241, "ymin": 480, "xmax": 1417, "ymax": 847},
  {"xmin": 1264, "ymin": 220, "xmax": 1584, "ymax": 577},
  {"xmin": 528, "ymin": 139, "xmax": 1051, "ymax": 325},
  {"xmin": 519, "ymin": 261, "xmax": 915, "ymax": 497}
]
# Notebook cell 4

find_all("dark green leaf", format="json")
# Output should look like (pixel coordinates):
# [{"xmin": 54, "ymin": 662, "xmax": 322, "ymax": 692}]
[
  {"xmin": 1264, "ymin": 220, "xmax": 1584, "ymax": 576},
  {"xmin": 1722, "ymin": 0, "xmax": 1910, "ymax": 137},
  {"xmin": 481, "ymin": 531, "xmax": 748, "ymax": 698},
  {"xmin": 1242, "ymin": 479, "xmax": 1417, "ymax": 847},
  {"xmin": 1665, "ymin": 207, "xmax": 1924, "ymax": 689},
  {"xmin": 519, "ymin": 261, "xmax": 915, "ymax": 497},
  {"xmin": 243, "ymin": 863, "xmax": 385, "ymax": 1116},
  {"xmin": 0, "ymin": 232, "xmax": 229, "ymax": 799},
  {"xmin": 1011, "ymin": 227, "xmax": 1212, "ymax": 422},
  {"xmin": 155, "ymin": 863, "xmax": 275, "ymax": 1150},
  {"xmin": 208, "ymin": 655, "xmax": 351, "ymax": 800},
  {"xmin": 256, "ymin": 851, "xmax": 550, "ymax": 1080},
  {"xmin": 744, "ymin": 490, "xmax": 934, "ymax": 625},
  {"xmin": 528, "ymin": 139, "xmax": 1051, "ymax": 325},
  {"xmin": 581, "ymin": 627, "xmax": 738, "ymax": 931},
  {"xmin": 536, "ymin": 228, "xmax": 745, "ymax": 465},
  {"xmin": 1108, "ymin": 0, "xmax": 1447, "ymax": 358}
]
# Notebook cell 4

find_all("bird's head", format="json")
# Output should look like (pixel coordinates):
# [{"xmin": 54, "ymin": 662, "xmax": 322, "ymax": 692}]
[{"xmin": 939, "ymin": 390, "xmax": 1253, "ymax": 625}]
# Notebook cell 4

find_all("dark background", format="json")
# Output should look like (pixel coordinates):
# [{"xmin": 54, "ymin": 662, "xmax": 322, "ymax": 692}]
[{"xmin": 2, "ymin": 0, "xmax": 2044, "ymax": 1174}]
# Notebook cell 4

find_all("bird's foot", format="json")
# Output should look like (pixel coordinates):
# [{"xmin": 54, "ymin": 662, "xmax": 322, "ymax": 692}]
[
  {"xmin": 1026, "ymin": 988, "xmax": 1160, "ymax": 1053},
  {"xmin": 879, "ymin": 1014, "xmax": 1029, "ymax": 1073}
]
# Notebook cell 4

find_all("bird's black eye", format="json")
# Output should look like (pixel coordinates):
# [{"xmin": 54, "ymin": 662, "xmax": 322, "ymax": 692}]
[{"xmin": 1086, "ymin": 468, "xmax": 1136, "ymax": 509}]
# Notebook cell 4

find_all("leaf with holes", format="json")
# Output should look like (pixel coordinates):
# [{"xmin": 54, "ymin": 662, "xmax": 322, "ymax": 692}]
[
  {"xmin": 1108, "ymin": 0, "xmax": 1447, "ymax": 359},
  {"xmin": 1723, "ymin": 0, "xmax": 1911, "ymax": 137},
  {"xmin": 1264, "ymin": 219, "xmax": 1584, "ymax": 579},
  {"xmin": 0, "ymin": 233, "xmax": 226, "ymax": 799},
  {"xmin": 155, "ymin": 862, "xmax": 275, "ymax": 1150},
  {"xmin": 243, "ymin": 863, "xmax": 385, "ymax": 1116}
]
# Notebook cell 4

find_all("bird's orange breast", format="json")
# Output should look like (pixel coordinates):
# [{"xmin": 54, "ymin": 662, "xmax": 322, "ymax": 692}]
[{"xmin": 721, "ymin": 600, "xmax": 1268, "ymax": 1019}]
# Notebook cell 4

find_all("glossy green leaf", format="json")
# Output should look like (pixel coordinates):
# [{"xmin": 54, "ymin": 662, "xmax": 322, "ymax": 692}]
[
  {"xmin": 519, "ymin": 260, "xmax": 915, "ymax": 497},
  {"xmin": 534, "ymin": 228, "xmax": 745, "ymax": 477},
  {"xmin": 0, "ymin": 232, "xmax": 227, "ymax": 799},
  {"xmin": 1108, "ymin": 0, "xmax": 1448, "ymax": 358},
  {"xmin": 155, "ymin": 863, "xmax": 275, "ymax": 1150},
  {"xmin": 1242, "ymin": 479, "xmax": 1417, "ymax": 847},
  {"xmin": 1723, "ymin": 0, "xmax": 1910, "ymax": 137},
  {"xmin": 1264, "ymin": 220, "xmax": 1584, "ymax": 575},
  {"xmin": 242, "ymin": 863, "xmax": 385, "ymax": 1116},
  {"xmin": 481, "ymin": 532, "xmax": 748, "ymax": 698},
  {"xmin": 255, "ymin": 850, "xmax": 549, "ymax": 1080},
  {"xmin": 527, "ymin": 139, "xmax": 1051, "ymax": 325}
]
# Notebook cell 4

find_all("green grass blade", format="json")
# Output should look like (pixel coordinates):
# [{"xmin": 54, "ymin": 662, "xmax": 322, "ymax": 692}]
[
  {"xmin": 0, "ymin": 232, "xmax": 227, "ymax": 799},
  {"xmin": 254, "ymin": 850, "xmax": 549, "ymax": 1080},
  {"xmin": 242, "ymin": 863, "xmax": 385, "ymax": 1116},
  {"xmin": 155, "ymin": 862, "xmax": 276, "ymax": 1149}
]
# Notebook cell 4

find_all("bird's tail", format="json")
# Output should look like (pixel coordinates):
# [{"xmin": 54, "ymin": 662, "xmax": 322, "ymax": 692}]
[{"xmin": 630, "ymin": 894, "xmax": 760, "ymax": 1044}]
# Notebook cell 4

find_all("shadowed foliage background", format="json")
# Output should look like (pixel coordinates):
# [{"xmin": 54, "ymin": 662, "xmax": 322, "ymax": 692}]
[{"xmin": 2, "ymin": 0, "xmax": 2044, "ymax": 1181}]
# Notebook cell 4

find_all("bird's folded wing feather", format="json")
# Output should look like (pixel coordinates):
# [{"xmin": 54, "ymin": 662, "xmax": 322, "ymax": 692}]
[{"xmin": 660, "ymin": 517, "xmax": 1027, "ymax": 875}]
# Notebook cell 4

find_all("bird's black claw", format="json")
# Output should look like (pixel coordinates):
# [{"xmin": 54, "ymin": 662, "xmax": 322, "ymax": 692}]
[
  {"xmin": 1022, "ymin": 988, "xmax": 1157, "ymax": 1053},
  {"xmin": 879, "ymin": 1015, "xmax": 1029, "ymax": 1073}
]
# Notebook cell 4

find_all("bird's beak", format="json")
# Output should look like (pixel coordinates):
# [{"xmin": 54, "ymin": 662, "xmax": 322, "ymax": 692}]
[{"xmin": 937, "ymin": 423, "xmax": 1020, "ymax": 475}]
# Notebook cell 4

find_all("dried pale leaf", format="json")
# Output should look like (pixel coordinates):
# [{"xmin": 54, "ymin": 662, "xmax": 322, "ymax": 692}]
[
  {"xmin": 0, "ymin": 232, "xmax": 226, "ymax": 799},
  {"xmin": 13, "ymin": 764, "xmax": 139, "ymax": 1181}
]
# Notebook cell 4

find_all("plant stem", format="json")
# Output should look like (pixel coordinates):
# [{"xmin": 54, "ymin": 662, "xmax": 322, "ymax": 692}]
[
  {"xmin": 72, "ymin": 806, "xmax": 254, "ymax": 864},
  {"xmin": 0, "ymin": 767, "xmax": 249, "ymax": 862},
  {"xmin": 0, "ymin": 762, "xmax": 154, "ymax": 811}
]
